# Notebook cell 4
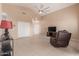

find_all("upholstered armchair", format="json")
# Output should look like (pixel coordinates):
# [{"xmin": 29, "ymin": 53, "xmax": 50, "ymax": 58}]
[{"xmin": 50, "ymin": 30, "xmax": 71, "ymax": 47}]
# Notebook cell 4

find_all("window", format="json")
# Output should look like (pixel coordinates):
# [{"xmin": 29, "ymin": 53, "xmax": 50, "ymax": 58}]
[
  {"xmin": 32, "ymin": 19, "xmax": 41, "ymax": 35},
  {"xmin": 18, "ymin": 21, "xmax": 31, "ymax": 37}
]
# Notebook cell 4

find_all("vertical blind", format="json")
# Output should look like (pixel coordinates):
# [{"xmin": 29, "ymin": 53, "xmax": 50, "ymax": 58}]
[{"xmin": 18, "ymin": 21, "xmax": 41, "ymax": 37}]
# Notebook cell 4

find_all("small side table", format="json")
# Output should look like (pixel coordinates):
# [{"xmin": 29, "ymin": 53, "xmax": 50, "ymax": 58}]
[{"xmin": 47, "ymin": 32, "xmax": 56, "ymax": 37}]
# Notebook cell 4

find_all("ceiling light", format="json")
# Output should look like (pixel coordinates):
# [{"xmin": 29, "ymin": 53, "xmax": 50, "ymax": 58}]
[{"xmin": 39, "ymin": 10, "xmax": 43, "ymax": 14}]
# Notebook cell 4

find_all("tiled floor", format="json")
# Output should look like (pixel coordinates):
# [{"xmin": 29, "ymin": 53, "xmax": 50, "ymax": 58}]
[{"xmin": 14, "ymin": 35, "xmax": 79, "ymax": 56}]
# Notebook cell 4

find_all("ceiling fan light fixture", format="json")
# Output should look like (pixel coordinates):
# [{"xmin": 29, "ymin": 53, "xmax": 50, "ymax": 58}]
[{"xmin": 39, "ymin": 11, "xmax": 42, "ymax": 14}]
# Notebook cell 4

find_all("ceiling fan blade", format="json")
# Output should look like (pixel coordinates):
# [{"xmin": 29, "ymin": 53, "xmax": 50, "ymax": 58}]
[
  {"xmin": 34, "ymin": 5, "xmax": 39, "ymax": 10},
  {"xmin": 41, "ymin": 10, "xmax": 48, "ymax": 14},
  {"xmin": 42, "ymin": 7, "xmax": 50, "ymax": 11},
  {"xmin": 40, "ymin": 4, "xmax": 44, "ymax": 9}
]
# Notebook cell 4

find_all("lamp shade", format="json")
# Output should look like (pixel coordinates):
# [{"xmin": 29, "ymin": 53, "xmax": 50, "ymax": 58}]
[{"xmin": 0, "ymin": 20, "xmax": 13, "ymax": 29}]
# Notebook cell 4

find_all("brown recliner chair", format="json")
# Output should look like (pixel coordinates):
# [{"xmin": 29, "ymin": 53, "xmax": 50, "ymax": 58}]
[{"xmin": 50, "ymin": 30, "xmax": 71, "ymax": 47}]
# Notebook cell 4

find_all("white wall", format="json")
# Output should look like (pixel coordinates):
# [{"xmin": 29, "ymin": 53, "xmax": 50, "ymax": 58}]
[{"xmin": 42, "ymin": 4, "xmax": 79, "ymax": 39}]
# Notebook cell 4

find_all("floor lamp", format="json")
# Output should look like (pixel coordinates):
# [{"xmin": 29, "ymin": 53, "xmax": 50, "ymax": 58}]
[{"xmin": 0, "ymin": 20, "xmax": 14, "ymax": 56}]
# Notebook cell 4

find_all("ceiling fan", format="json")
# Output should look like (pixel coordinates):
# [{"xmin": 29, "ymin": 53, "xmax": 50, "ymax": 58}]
[{"xmin": 35, "ymin": 4, "xmax": 50, "ymax": 15}]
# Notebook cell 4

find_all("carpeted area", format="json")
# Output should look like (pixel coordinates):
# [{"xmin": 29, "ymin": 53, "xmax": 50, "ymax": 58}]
[{"xmin": 14, "ymin": 35, "xmax": 79, "ymax": 56}]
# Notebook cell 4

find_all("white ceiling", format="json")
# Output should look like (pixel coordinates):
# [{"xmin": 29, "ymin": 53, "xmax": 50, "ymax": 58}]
[{"xmin": 9, "ymin": 3, "xmax": 75, "ymax": 16}]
